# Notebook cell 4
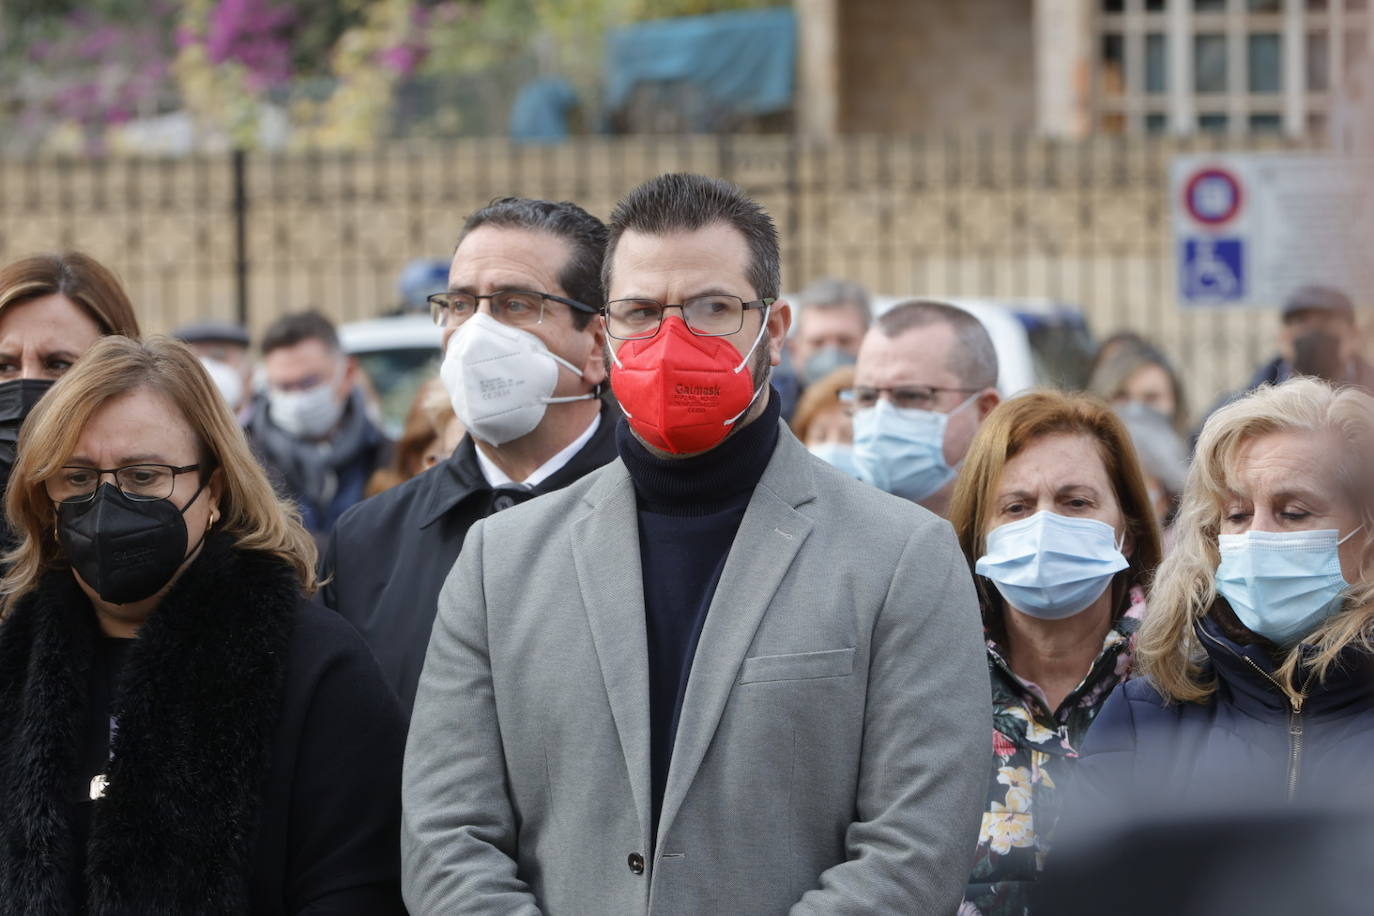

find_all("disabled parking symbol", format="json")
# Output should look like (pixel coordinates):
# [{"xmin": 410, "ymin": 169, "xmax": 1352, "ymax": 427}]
[{"xmin": 1181, "ymin": 237, "xmax": 1245, "ymax": 302}]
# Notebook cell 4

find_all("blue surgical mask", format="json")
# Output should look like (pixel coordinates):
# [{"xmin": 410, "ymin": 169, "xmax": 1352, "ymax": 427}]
[
  {"xmin": 851, "ymin": 395, "xmax": 974, "ymax": 502},
  {"xmin": 808, "ymin": 441, "xmax": 861, "ymax": 479},
  {"xmin": 1215, "ymin": 527, "xmax": 1360, "ymax": 645},
  {"xmin": 802, "ymin": 346, "xmax": 856, "ymax": 386},
  {"xmin": 975, "ymin": 511, "xmax": 1129, "ymax": 620}
]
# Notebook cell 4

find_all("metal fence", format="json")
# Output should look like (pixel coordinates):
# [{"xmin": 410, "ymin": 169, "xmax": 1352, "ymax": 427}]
[{"xmin": 0, "ymin": 133, "xmax": 1319, "ymax": 420}]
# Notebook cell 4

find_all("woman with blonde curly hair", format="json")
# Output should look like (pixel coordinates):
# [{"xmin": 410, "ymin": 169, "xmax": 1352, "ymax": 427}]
[
  {"xmin": 0, "ymin": 336, "xmax": 405, "ymax": 914},
  {"xmin": 1074, "ymin": 376, "xmax": 1374, "ymax": 810}
]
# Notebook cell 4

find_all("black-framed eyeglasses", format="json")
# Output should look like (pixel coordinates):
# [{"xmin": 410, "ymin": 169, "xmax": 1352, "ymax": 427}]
[
  {"xmin": 602, "ymin": 295, "xmax": 774, "ymax": 340},
  {"xmin": 839, "ymin": 385, "xmax": 980, "ymax": 412},
  {"xmin": 426, "ymin": 289, "xmax": 596, "ymax": 329},
  {"xmin": 46, "ymin": 464, "xmax": 201, "ymax": 504}
]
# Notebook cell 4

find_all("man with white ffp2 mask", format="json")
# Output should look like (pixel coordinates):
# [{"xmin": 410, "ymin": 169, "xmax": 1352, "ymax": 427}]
[
  {"xmin": 319, "ymin": 198, "xmax": 618, "ymax": 714},
  {"xmin": 849, "ymin": 299, "xmax": 1001, "ymax": 518},
  {"xmin": 245, "ymin": 309, "xmax": 390, "ymax": 539}
]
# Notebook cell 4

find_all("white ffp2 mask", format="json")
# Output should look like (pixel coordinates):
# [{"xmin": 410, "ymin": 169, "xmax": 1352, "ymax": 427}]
[
  {"xmin": 268, "ymin": 379, "xmax": 345, "ymax": 440},
  {"xmin": 440, "ymin": 312, "xmax": 592, "ymax": 446}
]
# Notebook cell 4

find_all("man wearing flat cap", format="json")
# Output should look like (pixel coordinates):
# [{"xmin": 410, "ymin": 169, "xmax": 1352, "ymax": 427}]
[
  {"xmin": 1198, "ymin": 285, "xmax": 1372, "ymax": 439},
  {"xmin": 1247, "ymin": 285, "xmax": 1372, "ymax": 390},
  {"xmin": 173, "ymin": 320, "xmax": 253, "ymax": 418}
]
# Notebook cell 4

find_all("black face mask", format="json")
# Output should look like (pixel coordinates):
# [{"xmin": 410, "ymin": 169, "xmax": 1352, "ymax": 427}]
[
  {"xmin": 57, "ymin": 481, "xmax": 207, "ymax": 605},
  {"xmin": 0, "ymin": 378, "xmax": 54, "ymax": 491}
]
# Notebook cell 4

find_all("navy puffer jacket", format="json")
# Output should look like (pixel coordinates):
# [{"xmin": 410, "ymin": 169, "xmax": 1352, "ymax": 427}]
[{"xmin": 1073, "ymin": 611, "xmax": 1374, "ymax": 807}]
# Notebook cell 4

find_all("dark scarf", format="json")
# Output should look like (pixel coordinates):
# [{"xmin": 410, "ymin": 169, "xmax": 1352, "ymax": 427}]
[
  {"xmin": 248, "ymin": 389, "xmax": 383, "ymax": 517},
  {"xmin": 0, "ymin": 533, "xmax": 297, "ymax": 915}
]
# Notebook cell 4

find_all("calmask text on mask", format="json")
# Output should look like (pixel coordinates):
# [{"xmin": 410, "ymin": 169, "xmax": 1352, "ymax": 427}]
[
  {"xmin": 1215, "ymin": 527, "xmax": 1361, "ymax": 645},
  {"xmin": 975, "ymin": 511, "xmax": 1129, "ymax": 620},
  {"xmin": 58, "ymin": 480, "xmax": 209, "ymax": 605},
  {"xmin": 610, "ymin": 311, "xmax": 771, "ymax": 455},
  {"xmin": 440, "ymin": 312, "xmax": 595, "ymax": 446},
  {"xmin": 851, "ymin": 394, "xmax": 976, "ymax": 502}
]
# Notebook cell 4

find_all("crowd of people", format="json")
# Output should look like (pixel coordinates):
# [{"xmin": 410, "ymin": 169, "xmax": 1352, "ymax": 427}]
[{"xmin": 0, "ymin": 174, "xmax": 1368, "ymax": 915}]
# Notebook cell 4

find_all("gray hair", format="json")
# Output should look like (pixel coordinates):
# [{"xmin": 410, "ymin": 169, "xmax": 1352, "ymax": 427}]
[
  {"xmin": 603, "ymin": 173, "xmax": 780, "ymax": 301},
  {"xmin": 798, "ymin": 277, "xmax": 871, "ymax": 328},
  {"xmin": 875, "ymin": 299, "xmax": 998, "ymax": 391}
]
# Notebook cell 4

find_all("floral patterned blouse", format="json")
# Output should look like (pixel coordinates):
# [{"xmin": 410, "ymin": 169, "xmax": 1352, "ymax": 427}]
[{"xmin": 961, "ymin": 587, "xmax": 1146, "ymax": 916}]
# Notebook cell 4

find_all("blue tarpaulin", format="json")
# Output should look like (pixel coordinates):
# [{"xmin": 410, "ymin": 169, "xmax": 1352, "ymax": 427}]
[
  {"xmin": 509, "ymin": 77, "xmax": 579, "ymax": 144},
  {"xmin": 603, "ymin": 7, "xmax": 795, "ymax": 122}
]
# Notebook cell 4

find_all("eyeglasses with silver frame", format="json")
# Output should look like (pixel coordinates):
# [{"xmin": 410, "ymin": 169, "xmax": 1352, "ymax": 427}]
[
  {"xmin": 602, "ymin": 295, "xmax": 775, "ymax": 340},
  {"xmin": 839, "ymin": 385, "xmax": 981, "ymax": 413},
  {"xmin": 426, "ymin": 289, "xmax": 596, "ymax": 329}
]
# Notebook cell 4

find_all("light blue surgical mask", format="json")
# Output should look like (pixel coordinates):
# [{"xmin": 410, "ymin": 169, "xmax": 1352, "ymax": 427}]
[
  {"xmin": 975, "ymin": 511, "xmax": 1129, "ymax": 620},
  {"xmin": 1216, "ymin": 527, "xmax": 1361, "ymax": 646},
  {"xmin": 802, "ymin": 346, "xmax": 856, "ymax": 386},
  {"xmin": 808, "ymin": 441, "xmax": 861, "ymax": 479},
  {"xmin": 851, "ymin": 395, "xmax": 975, "ymax": 502}
]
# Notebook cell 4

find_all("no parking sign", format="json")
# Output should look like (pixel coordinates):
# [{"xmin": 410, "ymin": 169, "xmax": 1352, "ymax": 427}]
[
  {"xmin": 1183, "ymin": 168, "xmax": 1244, "ymax": 226},
  {"xmin": 1171, "ymin": 154, "xmax": 1373, "ymax": 308}
]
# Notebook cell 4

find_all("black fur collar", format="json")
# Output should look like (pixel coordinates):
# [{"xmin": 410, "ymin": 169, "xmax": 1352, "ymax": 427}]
[{"xmin": 0, "ymin": 533, "xmax": 298, "ymax": 915}]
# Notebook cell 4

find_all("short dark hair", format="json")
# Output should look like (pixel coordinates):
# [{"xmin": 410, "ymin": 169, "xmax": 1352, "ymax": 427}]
[
  {"xmin": 604, "ymin": 174, "xmax": 780, "ymax": 301},
  {"xmin": 459, "ymin": 197, "xmax": 608, "ymax": 330},
  {"xmin": 876, "ymin": 299, "xmax": 998, "ymax": 391},
  {"xmin": 261, "ymin": 310, "xmax": 340, "ymax": 356}
]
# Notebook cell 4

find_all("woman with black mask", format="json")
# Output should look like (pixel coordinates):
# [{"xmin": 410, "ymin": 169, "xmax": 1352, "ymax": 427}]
[
  {"xmin": 0, "ymin": 336, "xmax": 406, "ymax": 914},
  {"xmin": 0, "ymin": 252, "xmax": 140, "ymax": 517}
]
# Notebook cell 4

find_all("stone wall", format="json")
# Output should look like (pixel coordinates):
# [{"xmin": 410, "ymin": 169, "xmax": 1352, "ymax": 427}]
[{"xmin": 836, "ymin": 0, "xmax": 1038, "ymax": 134}]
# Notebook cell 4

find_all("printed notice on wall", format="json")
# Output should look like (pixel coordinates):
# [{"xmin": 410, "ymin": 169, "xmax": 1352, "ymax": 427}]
[{"xmin": 1172, "ymin": 153, "xmax": 1374, "ymax": 308}]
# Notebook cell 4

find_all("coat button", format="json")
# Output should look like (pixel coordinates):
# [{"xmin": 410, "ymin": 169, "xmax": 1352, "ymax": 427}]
[
  {"xmin": 627, "ymin": 852, "xmax": 645, "ymax": 875},
  {"xmin": 491, "ymin": 493, "xmax": 517, "ymax": 511}
]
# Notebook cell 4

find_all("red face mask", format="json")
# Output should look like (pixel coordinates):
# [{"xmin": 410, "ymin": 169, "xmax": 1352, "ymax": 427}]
[{"xmin": 610, "ymin": 314, "xmax": 770, "ymax": 455}]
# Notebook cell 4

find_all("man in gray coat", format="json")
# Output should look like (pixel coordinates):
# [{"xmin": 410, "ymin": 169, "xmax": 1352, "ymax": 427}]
[{"xmin": 402, "ymin": 173, "xmax": 991, "ymax": 915}]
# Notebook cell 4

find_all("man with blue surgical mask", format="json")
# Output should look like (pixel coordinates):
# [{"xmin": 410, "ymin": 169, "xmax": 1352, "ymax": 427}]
[
  {"xmin": 790, "ymin": 276, "xmax": 871, "ymax": 387},
  {"xmin": 849, "ymin": 299, "xmax": 1001, "ymax": 518}
]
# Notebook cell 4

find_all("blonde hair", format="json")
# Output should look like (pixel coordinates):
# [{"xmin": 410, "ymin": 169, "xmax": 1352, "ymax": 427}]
[
  {"xmin": 2, "ymin": 335, "xmax": 317, "ymax": 609},
  {"xmin": 1139, "ymin": 377, "xmax": 1374, "ymax": 704},
  {"xmin": 789, "ymin": 365, "xmax": 855, "ymax": 442},
  {"xmin": 948, "ymin": 389, "xmax": 1163, "ymax": 638}
]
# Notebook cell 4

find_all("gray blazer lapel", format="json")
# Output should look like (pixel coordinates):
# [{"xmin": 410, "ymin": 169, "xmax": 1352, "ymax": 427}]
[
  {"xmin": 570, "ymin": 461, "xmax": 653, "ymax": 841},
  {"xmin": 656, "ymin": 428, "xmax": 817, "ymax": 845}
]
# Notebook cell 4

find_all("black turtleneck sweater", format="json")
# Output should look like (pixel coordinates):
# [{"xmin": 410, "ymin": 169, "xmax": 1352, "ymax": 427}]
[{"xmin": 617, "ymin": 389, "xmax": 781, "ymax": 840}]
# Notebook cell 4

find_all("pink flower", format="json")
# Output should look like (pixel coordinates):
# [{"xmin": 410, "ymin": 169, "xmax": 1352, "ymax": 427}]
[{"xmin": 992, "ymin": 729, "xmax": 1016, "ymax": 759}]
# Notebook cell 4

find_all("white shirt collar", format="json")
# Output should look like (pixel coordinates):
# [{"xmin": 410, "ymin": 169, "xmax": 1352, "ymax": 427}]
[{"xmin": 475, "ymin": 411, "xmax": 602, "ymax": 490}]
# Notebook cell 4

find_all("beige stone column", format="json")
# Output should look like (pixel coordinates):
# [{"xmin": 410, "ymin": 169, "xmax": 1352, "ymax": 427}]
[
  {"xmin": 1035, "ymin": 0, "xmax": 1094, "ymax": 137},
  {"xmin": 794, "ymin": 0, "xmax": 839, "ymax": 140}
]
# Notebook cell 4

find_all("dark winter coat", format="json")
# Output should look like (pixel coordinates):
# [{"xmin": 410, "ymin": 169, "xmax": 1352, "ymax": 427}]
[
  {"xmin": 320, "ymin": 401, "xmax": 619, "ymax": 714},
  {"xmin": 246, "ymin": 390, "xmax": 392, "ymax": 537},
  {"xmin": 0, "ymin": 532, "xmax": 407, "ymax": 915},
  {"xmin": 1073, "ymin": 608, "xmax": 1374, "ymax": 810}
]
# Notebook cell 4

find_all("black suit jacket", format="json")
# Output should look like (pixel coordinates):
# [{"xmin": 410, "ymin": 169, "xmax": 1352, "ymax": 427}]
[{"xmin": 320, "ymin": 402, "xmax": 619, "ymax": 715}]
